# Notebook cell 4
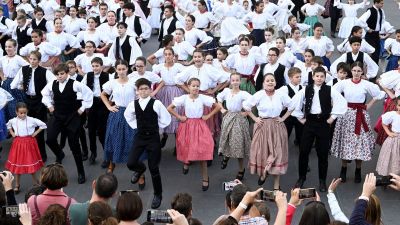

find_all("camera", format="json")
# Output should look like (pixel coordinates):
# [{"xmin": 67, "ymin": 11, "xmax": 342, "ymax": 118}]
[
  {"xmin": 299, "ymin": 188, "xmax": 316, "ymax": 199},
  {"xmin": 147, "ymin": 210, "xmax": 173, "ymax": 223},
  {"xmin": 1, "ymin": 206, "xmax": 19, "ymax": 218},
  {"xmin": 222, "ymin": 181, "xmax": 238, "ymax": 191},
  {"xmin": 259, "ymin": 190, "xmax": 275, "ymax": 201},
  {"xmin": 376, "ymin": 175, "xmax": 393, "ymax": 187}
]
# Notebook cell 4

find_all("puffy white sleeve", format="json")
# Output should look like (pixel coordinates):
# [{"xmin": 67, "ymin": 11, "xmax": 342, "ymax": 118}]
[
  {"xmin": 382, "ymin": 111, "xmax": 394, "ymax": 126},
  {"xmin": 201, "ymin": 94, "xmax": 216, "ymax": 107},
  {"xmin": 288, "ymin": 88, "xmax": 305, "ymax": 119},
  {"xmin": 216, "ymin": 88, "xmax": 229, "ymax": 103},
  {"xmin": 124, "ymin": 101, "xmax": 137, "ymax": 129},
  {"xmin": 172, "ymin": 95, "xmax": 186, "ymax": 107},
  {"xmin": 365, "ymin": 81, "xmax": 385, "ymax": 100},
  {"xmin": 154, "ymin": 99, "xmax": 172, "ymax": 129},
  {"xmin": 32, "ymin": 117, "xmax": 47, "ymax": 130}
]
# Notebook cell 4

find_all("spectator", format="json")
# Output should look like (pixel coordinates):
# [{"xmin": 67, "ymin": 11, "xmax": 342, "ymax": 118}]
[
  {"xmin": 69, "ymin": 173, "xmax": 118, "ymax": 225},
  {"xmin": 298, "ymin": 201, "xmax": 330, "ymax": 225},
  {"xmin": 27, "ymin": 163, "xmax": 76, "ymax": 225},
  {"xmin": 37, "ymin": 204, "xmax": 67, "ymax": 225},
  {"xmin": 88, "ymin": 201, "xmax": 117, "ymax": 225},
  {"xmin": 116, "ymin": 192, "xmax": 143, "ymax": 224},
  {"xmin": 327, "ymin": 178, "xmax": 349, "ymax": 223},
  {"xmin": 0, "ymin": 172, "xmax": 19, "ymax": 225},
  {"xmin": 24, "ymin": 185, "xmax": 46, "ymax": 203},
  {"xmin": 171, "ymin": 193, "xmax": 193, "ymax": 219}
]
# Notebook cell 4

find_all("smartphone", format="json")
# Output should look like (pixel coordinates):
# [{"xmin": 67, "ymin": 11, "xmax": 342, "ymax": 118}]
[
  {"xmin": 119, "ymin": 190, "xmax": 139, "ymax": 196},
  {"xmin": 147, "ymin": 209, "xmax": 173, "ymax": 223},
  {"xmin": 376, "ymin": 176, "xmax": 393, "ymax": 187},
  {"xmin": 222, "ymin": 181, "xmax": 238, "ymax": 191},
  {"xmin": 299, "ymin": 188, "xmax": 316, "ymax": 199},
  {"xmin": 1, "ymin": 205, "xmax": 19, "ymax": 218},
  {"xmin": 259, "ymin": 190, "xmax": 275, "ymax": 201}
]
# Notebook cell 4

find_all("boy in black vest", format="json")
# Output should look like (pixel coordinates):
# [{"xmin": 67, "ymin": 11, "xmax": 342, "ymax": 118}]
[
  {"xmin": 82, "ymin": 57, "xmax": 113, "ymax": 166},
  {"xmin": 158, "ymin": 5, "xmax": 181, "ymax": 48},
  {"xmin": 125, "ymin": 78, "xmax": 171, "ymax": 209},
  {"xmin": 10, "ymin": 51, "xmax": 55, "ymax": 162},
  {"xmin": 31, "ymin": 7, "xmax": 52, "ymax": 33},
  {"xmin": 278, "ymin": 67, "xmax": 304, "ymax": 146},
  {"xmin": 122, "ymin": 2, "xmax": 151, "ymax": 45},
  {"xmin": 289, "ymin": 66, "xmax": 347, "ymax": 192},
  {"xmin": 359, "ymin": 0, "xmax": 386, "ymax": 63},
  {"xmin": 14, "ymin": 15, "xmax": 32, "ymax": 54},
  {"xmin": 41, "ymin": 64, "xmax": 94, "ymax": 184},
  {"xmin": 330, "ymin": 36, "xmax": 378, "ymax": 80},
  {"xmin": 255, "ymin": 47, "xmax": 286, "ymax": 91}
]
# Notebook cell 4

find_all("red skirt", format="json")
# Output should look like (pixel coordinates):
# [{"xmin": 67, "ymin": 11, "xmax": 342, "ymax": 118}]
[
  {"xmin": 375, "ymin": 98, "xmax": 397, "ymax": 145},
  {"xmin": 176, "ymin": 118, "xmax": 214, "ymax": 163},
  {"xmin": 5, "ymin": 136, "xmax": 44, "ymax": 174}
]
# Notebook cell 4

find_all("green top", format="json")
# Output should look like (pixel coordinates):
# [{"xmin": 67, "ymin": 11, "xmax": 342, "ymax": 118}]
[{"xmin": 69, "ymin": 201, "xmax": 90, "ymax": 225}]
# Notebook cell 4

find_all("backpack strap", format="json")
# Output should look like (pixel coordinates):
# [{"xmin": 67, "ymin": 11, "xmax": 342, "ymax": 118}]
[{"xmin": 34, "ymin": 195, "xmax": 41, "ymax": 218}]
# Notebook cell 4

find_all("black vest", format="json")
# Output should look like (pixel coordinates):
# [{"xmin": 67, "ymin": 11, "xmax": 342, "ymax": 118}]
[
  {"xmin": 86, "ymin": 71, "xmax": 110, "ymax": 93},
  {"xmin": 332, "ymin": 78, "xmax": 339, "ymax": 86},
  {"xmin": 135, "ymin": 98, "xmax": 159, "ymax": 135},
  {"xmin": 124, "ymin": 16, "xmax": 142, "ymax": 37},
  {"xmin": 307, "ymin": 71, "xmax": 314, "ymax": 86},
  {"xmin": 116, "ymin": 8, "xmax": 126, "ymax": 22},
  {"xmin": 287, "ymin": 84, "xmax": 302, "ymax": 98},
  {"xmin": 346, "ymin": 52, "xmax": 364, "ymax": 65},
  {"xmin": 115, "ymin": 35, "xmax": 132, "ymax": 63},
  {"xmin": 22, "ymin": 66, "xmax": 48, "ymax": 96},
  {"xmin": 366, "ymin": 7, "xmax": 383, "ymax": 31},
  {"xmin": 255, "ymin": 63, "xmax": 286, "ymax": 91},
  {"xmin": 75, "ymin": 75, "xmax": 84, "ymax": 82},
  {"xmin": 304, "ymin": 84, "xmax": 332, "ymax": 118},
  {"xmin": 95, "ymin": 16, "xmax": 108, "ymax": 26},
  {"xmin": 32, "ymin": 18, "xmax": 48, "ymax": 32},
  {"xmin": 52, "ymin": 79, "xmax": 81, "ymax": 114},
  {"xmin": 158, "ymin": 17, "xmax": 178, "ymax": 42},
  {"xmin": 16, "ymin": 26, "xmax": 31, "ymax": 49}
]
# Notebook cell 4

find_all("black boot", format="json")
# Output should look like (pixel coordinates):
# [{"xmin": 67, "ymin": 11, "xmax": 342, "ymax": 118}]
[
  {"xmin": 340, "ymin": 167, "xmax": 347, "ymax": 183},
  {"xmin": 355, "ymin": 168, "xmax": 362, "ymax": 183}
]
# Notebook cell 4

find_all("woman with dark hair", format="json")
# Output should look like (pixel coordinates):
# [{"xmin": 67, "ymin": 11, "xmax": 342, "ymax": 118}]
[
  {"xmin": 116, "ymin": 192, "xmax": 143, "ymax": 224},
  {"xmin": 294, "ymin": 49, "xmax": 315, "ymax": 86},
  {"xmin": 299, "ymin": 201, "xmax": 331, "ymax": 225},
  {"xmin": 173, "ymin": 28, "xmax": 196, "ymax": 65},
  {"xmin": 147, "ymin": 34, "xmax": 175, "ymax": 65},
  {"xmin": 183, "ymin": 15, "xmax": 215, "ymax": 54},
  {"xmin": 88, "ymin": 201, "xmax": 117, "ymax": 225},
  {"xmin": 337, "ymin": 26, "xmax": 375, "ymax": 54},
  {"xmin": 37, "ymin": 204, "xmax": 67, "ymax": 225}
]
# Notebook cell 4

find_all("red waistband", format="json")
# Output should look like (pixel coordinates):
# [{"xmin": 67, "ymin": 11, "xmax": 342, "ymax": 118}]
[{"xmin": 348, "ymin": 103, "xmax": 369, "ymax": 135}]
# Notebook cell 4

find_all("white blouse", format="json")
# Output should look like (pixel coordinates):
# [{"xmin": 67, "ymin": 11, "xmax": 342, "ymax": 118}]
[
  {"xmin": 282, "ymin": 23, "xmax": 310, "ymax": 35},
  {"xmin": 335, "ymin": 1, "xmax": 367, "ymax": 18},
  {"xmin": 74, "ymin": 53, "xmax": 114, "ymax": 74},
  {"xmin": 301, "ymin": 3, "xmax": 325, "ymax": 16},
  {"xmin": 102, "ymin": 79, "xmax": 137, "ymax": 107},
  {"xmin": 259, "ymin": 41, "xmax": 276, "ymax": 57},
  {"xmin": 176, "ymin": 64, "xmax": 229, "ymax": 91},
  {"xmin": 382, "ymin": 111, "xmax": 400, "ymax": 133},
  {"xmin": 217, "ymin": 88, "xmax": 251, "ymax": 112},
  {"xmin": 242, "ymin": 12, "xmax": 276, "ymax": 29},
  {"xmin": 172, "ymin": 94, "xmax": 215, "ymax": 118},
  {"xmin": 384, "ymin": 38, "xmax": 400, "ymax": 56},
  {"xmin": 192, "ymin": 11, "xmax": 216, "ymax": 29},
  {"xmin": 378, "ymin": 70, "xmax": 400, "ymax": 97},
  {"xmin": 333, "ymin": 79, "xmax": 385, "ymax": 103},
  {"xmin": 46, "ymin": 32, "xmax": 80, "ymax": 51},
  {"xmin": 302, "ymin": 36, "xmax": 334, "ymax": 57},
  {"xmin": 0, "ymin": 55, "xmax": 29, "ymax": 79},
  {"xmin": 225, "ymin": 53, "xmax": 265, "ymax": 75},
  {"xmin": 128, "ymin": 71, "xmax": 162, "ymax": 86},
  {"xmin": 243, "ymin": 90, "xmax": 291, "ymax": 117},
  {"xmin": 277, "ymin": 49, "xmax": 297, "ymax": 68},
  {"xmin": 286, "ymin": 38, "xmax": 306, "ymax": 54},
  {"xmin": 184, "ymin": 28, "xmax": 213, "ymax": 46},
  {"xmin": 76, "ymin": 30, "xmax": 111, "ymax": 48},
  {"xmin": 337, "ymin": 39, "xmax": 374, "ymax": 54},
  {"xmin": 64, "ymin": 18, "xmax": 87, "ymax": 36},
  {"xmin": 0, "ymin": 88, "xmax": 13, "ymax": 110},
  {"xmin": 7, "ymin": 116, "xmax": 47, "ymax": 136},
  {"xmin": 174, "ymin": 41, "xmax": 195, "ymax": 61},
  {"xmin": 152, "ymin": 63, "xmax": 186, "ymax": 86}
]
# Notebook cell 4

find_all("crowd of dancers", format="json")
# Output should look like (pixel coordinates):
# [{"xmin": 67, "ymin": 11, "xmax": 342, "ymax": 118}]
[{"xmin": 0, "ymin": 0, "xmax": 398, "ymax": 210}]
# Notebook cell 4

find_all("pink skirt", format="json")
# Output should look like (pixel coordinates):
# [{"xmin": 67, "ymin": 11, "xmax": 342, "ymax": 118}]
[
  {"xmin": 375, "ymin": 98, "xmax": 397, "ymax": 145},
  {"xmin": 176, "ymin": 118, "xmax": 214, "ymax": 163},
  {"xmin": 155, "ymin": 85, "xmax": 185, "ymax": 133},
  {"xmin": 5, "ymin": 136, "xmax": 44, "ymax": 174},
  {"xmin": 376, "ymin": 135, "xmax": 400, "ymax": 175}
]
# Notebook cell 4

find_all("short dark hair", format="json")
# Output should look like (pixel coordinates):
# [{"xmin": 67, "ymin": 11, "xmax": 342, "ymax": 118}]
[
  {"xmin": 349, "ymin": 36, "xmax": 362, "ymax": 45},
  {"xmin": 304, "ymin": 48, "xmax": 315, "ymax": 56},
  {"xmin": 171, "ymin": 193, "xmax": 192, "ymax": 218},
  {"xmin": 116, "ymin": 192, "xmax": 143, "ymax": 221},
  {"xmin": 313, "ymin": 66, "xmax": 326, "ymax": 77},
  {"xmin": 24, "ymin": 185, "xmax": 46, "ymax": 203},
  {"xmin": 299, "ymin": 202, "xmax": 330, "ymax": 225},
  {"xmin": 32, "ymin": 29, "xmax": 44, "ymax": 37},
  {"xmin": 164, "ymin": 4, "xmax": 174, "ymax": 12},
  {"xmin": 135, "ymin": 56, "xmax": 147, "ymax": 65},
  {"xmin": 135, "ymin": 78, "xmax": 151, "ymax": 89},
  {"xmin": 88, "ymin": 201, "xmax": 114, "ymax": 225},
  {"xmin": 269, "ymin": 47, "xmax": 280, "ymax": 57},
  {"xmin": 373, "ymin": 0, "xmax": 383, "ymax": 4},
  {"xmin": 123, "ymin": 2, "xmax": 135, "ymax": 11},
  {"xmin": 34, "ymin": 7, "xmax": 44, "ymax": 14},
  {"xmin": 29, "ymin": 50, "xmax": 42, "ymax": 61},
  {"xmin": 91, "ymin": 57, "xmax": 104, "ymax": 66},
  {"xmin": 16, "ymin": 102, "xmax": 28, "ymax": 112},
  {"xmin": 396, "ymin": 29, "xmax": 400, "ymax": 34},
  {"xmin": 117, "ymin": 22, "xmax": 128, "ymax": 29},
  {"xmin": 311, "ymin": 56, "xmax": 324, "ymax": 65},
  {"xmin": 288, "ymin": 67, "xmax": 301, "ymax": 77},
  {"xmin": 336, "ymin": 62, "xmax": 351, "ymax": 75},
  {"xmin": 95, "ymin": 173, "xmax": 118, "ymax": 199},
  {"xmin": 313, "ymin": 22, "xmax": 323, "ymax": 30},
  {"xmin": 230, "ymin": 184, "xmax": 250, "ymax": 211},
  {"xmin": 99, "ymin": 2, "xmax": 108, "ymax": 8},
  {"xmin": 53, "ymin": 64, "xmax": 69, "ymax": 75},
  {"xmin": 40, "ymin": 163, "xmax": 68, "ymax": 190}
]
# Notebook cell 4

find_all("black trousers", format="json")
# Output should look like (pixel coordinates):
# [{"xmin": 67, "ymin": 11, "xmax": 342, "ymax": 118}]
[
  {"xmin": 127, "ymin": 132, "xmax": 162, "ymax": 195},
  {"xmin": 292, "ymin": 0, "xmax": 305, "ymax": 22},
  {"xmin": 299, "ymin": 117, "xmax": 331, "ymax": 180},
  {"xmin": 284, "ymin": 115, "xmax": 304, "ymax": 145},
  {"xmin": 365, "ymin": 31, "xmax": 381, "ymax": 64},
  {"xmin": 46, "ymin": 112, "xmax": 85, "ymax": 174},
  {"xmin": 330, "ymin": 5, "xmax": 341, "ymax": 33},
  {"xmin": 26, "ymin": 96, "xmax": 48, "ymax": 160},
  {"xmin": 87, "ymin": 97, "xmax": 109, "ymax": 157},
  {"xmin": 60, "ymin": 113, "xmax": 88, "ymax": 155}
]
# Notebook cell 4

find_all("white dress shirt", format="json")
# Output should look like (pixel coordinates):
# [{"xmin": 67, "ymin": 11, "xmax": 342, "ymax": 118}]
[
  {"xmin": 10, "ymin": 67, "xmax": 55, "ymax": 96},
  {"xmin": 7, "ymin": 116, "xmax": 47, "ymax": 136}
]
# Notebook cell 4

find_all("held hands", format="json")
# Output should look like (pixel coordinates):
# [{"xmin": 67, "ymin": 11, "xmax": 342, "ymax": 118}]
[
  {"xmin": 220, "ymin": 108, "xmax": 227, "ymax": 114},
  {"xmin": 77, "ymin": 109, "xmax": 84, "ymax": 115},
  {"xmin": 328, "ymin": 178, "xmax": 342, "ymax": 192},
  {"xmin": 108, "ymin": 105, "xmax": 119, "ymax": 112},
  {"xmin": 48, "ymin": 106, "xmax": 55, "ymax": 113},
  {"xmin": 327, "ymin": 117, "xmax": 335, "ymax": 125},
  {"xmin": 361, "ymin": 173, "xmax": 376, "ymax": 198},
  {"xmin": 19, "ymin": 203, "xmax": 32, "ymax": 225},
  {"xmin": 240, "ymin": 111, "xmax": 249, "ymax": 117}
]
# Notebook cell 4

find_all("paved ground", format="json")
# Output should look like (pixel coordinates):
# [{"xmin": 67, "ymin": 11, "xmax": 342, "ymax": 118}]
[{"xmin": 1, "ymin": 2, "xmax": 400, "ymax": 224}]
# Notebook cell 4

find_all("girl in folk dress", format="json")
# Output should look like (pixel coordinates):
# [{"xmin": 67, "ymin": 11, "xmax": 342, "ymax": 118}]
[
  {"xmin": 6, "ymin": 102, "xmax": 46, "ymax": 193},
  {"xmin": 167, "ymin": 78, "xmax": 221, "ymax": 191},
  {"xmin": 147, "ymin": 0, "xmax": 163, "ymax": 30},
  {"xmin": 334, "ymin": 0, "xmax": 369, "ymax": 39},
  {"xmin": 76, "ymin": 17, "xmax": 111, "ymax": 54},
  {"xmin": 213, "ymin": 47, "xmax": 230, "ymax": 72},
  {"xmin": 286, "ymin": 27, "xmax": 307, "ymax": 61},
  {"xmin": 224, "ymin": 37, "xmax": 265, "ymax": 94},
  {"xmin": 173, "ymin": 28, "xmax": 196, "ymax": 65},
  {"xmin": 243, "ymin": 73, "xmax": 291, "ymax": 189},
  {"xmin": 300, "ymin": 0, "xmax": 325, "ymax": 36},
  {"xmin": 101, "ymin": 60, "xmax": 137, "ymax": 173},
  {"xmin": 154, "ymin": 47, "xmax": 186, "ymax": 143},
  {"xmin": 331, "ymin": 61, "xmax": 385, "ymax": 183},
  {"xmin": 337, "ymin": 26, "xmax": 375, "ymax": 54},
  {"xmin": 259, "ymin": 27, "xmax": 276, "ymax": 56},
  {"xmin": 218, "ymin": 73, "xmax": 252, "ymax": 180},
  {"xmin": 376, "ymin": 97, "xmax": 400, "ymax": 176},
  {"xmin": 0, "ymin": 39, "xmax": 29, "ymax": 121},
  {"xmin": 275, "ymin": 0, "xmax": 295, "ymax": 31},
  {"xmin": 282, "ymin": 15, "xmax": 311, "ymax": 38}
]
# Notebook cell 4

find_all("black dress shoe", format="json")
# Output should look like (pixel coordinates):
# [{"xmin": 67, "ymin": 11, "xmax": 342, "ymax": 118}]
[
  {"xmin": 82, "ymin": 154, "xmax": 88, "ymax": 161},
  {"xmin": 258, "ymin": 175, "xmax": 267, "ymax": 186},
  {"xmin": 89, "ymin": 154, "xmax": 96, "ymax": 165},
  {"xmin": 207, "ymin": 160, "xmax": 212, "ymax": 167},
  {"xmin": 182, "ymin": 164, "xmax": 189, "ymax": 175},
  {"xmin": 101, "ymin": 160, "xmax": 110, "ymax": 168},
  {"xmin": 355, "ymin": 168, "xmax": 362, "ymax": 183},
  {"xmin": 78, "ymin": 173, "xmax": 86, "ymax": 184},
  {"xmin": 151, "ymin": 195, "xmax": 162, "ymax": 209},
  {"xmin": 161, "ymin": 133, "xmax": 168, "ymax": 148},
  {"xmin": 319, "ymin": 180, "xmax": 327, "ymax": 192},
  {"xmin": 340, "ymin": 167, "xmax": 347, "ymax": 182},
  {"xmin": 131, "ymin": 171, "xmax": 145, "ymax": 184},
  {"xmin": 202, "ymin": 177, "xmax": 209, "ymax": 191},
  {"xmin": 295, "ymin": 178, "xmax": 305, "ymax": 188},
  {"xmin": 138, "ymin": 176, "xmax": 146, "ymax": 190},
  {"xmin": 56, "ymin": 152, "xmax": 65, "ymax": 164}
]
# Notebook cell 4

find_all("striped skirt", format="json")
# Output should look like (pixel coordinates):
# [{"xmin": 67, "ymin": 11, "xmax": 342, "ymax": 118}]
[
  {"xmin": 218, "ymin": 112, "xmax": 251, "ymax": 159},
  {"xmin": 155, "ymin": 85, "xmax": 185, "ymax": 134},
  {"xmin": 104, "ymin": 107, "xmax": 137, "ymax": 163},
  {"xmin": 376, "ymin": 135, "xmax": 400, "ymax": 176},
  {"xmin": 249, "ymin": 118, "xmax": 288, "ymax": 176},
  {"xmin": 1, "ymin": 78, "xmax": 26, "ymax": 121}
]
